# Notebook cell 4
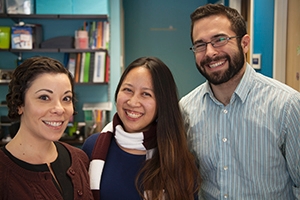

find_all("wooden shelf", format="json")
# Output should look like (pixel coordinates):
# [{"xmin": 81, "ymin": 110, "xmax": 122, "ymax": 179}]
[
  {"xmin": 0, "ymin": 48, "xmax": 107, "ymax": 53},
  {"xmin": 0, "ymin": 14, "xmax": 108, "ymax": 20},
  {"xmin": 0, "ymin": 123, "xmax": 12, "ymax": 126},
  {"xmin": 59, "ymin": 48, "xmax": 107, "ymax": 53}
]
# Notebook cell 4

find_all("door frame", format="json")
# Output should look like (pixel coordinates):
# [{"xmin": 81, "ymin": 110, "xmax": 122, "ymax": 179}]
[
  {"xmin": 273, "ymin": 0, "xmax": 288, "ymax": 83},
  {"xmin": 230, "ymin": 0, "xmax": 288, "ymax": 84}
]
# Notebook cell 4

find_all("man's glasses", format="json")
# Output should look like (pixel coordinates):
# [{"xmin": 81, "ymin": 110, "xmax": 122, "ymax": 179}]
[{"xmin": 190, "ymin": 36, "xmax": 241, "ymax": 53}]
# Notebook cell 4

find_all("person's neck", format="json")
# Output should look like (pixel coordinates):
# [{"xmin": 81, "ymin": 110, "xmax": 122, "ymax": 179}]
[
  {"xmin": 116, "ymin": 141, "xmax": 147, "ymax": 155},
  {"xmin": 6, "ymin": 132, "xmax": 58, "ymax": 164},
  {"xmin": 210, "ymin": 66, "xmax": 246, "ymax": 106}
]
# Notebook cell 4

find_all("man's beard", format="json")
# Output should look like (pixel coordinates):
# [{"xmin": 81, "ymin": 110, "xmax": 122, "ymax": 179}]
[{"xmin": 196, "ymin": 45, "xmax": 245, "ymax": 85}]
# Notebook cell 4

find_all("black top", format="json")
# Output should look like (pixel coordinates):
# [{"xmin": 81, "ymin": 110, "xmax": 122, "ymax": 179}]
[{"xmin": 1, "ymin": 142, "xmax": 73, "ymax": 200}]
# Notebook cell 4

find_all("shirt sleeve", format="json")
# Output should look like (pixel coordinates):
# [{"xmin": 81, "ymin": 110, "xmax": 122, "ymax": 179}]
[{"xmin": 284, "ymin": 93, "xmax": 300, "ymax": 199}]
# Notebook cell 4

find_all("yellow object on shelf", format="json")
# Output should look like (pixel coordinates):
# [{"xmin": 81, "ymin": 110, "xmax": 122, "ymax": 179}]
[{"xmin": 0, "ymin": 27, "xmax": 10, "ymax": 49}]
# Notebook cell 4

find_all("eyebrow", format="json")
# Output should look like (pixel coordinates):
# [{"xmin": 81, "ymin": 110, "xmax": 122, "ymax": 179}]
[
  {"xmin": 35, "ymin": 89, "xmax": 72, "ymax": 94},
  {"xmin": 122, "ymin": 83, "xmax": 154, "ymax": 92}
]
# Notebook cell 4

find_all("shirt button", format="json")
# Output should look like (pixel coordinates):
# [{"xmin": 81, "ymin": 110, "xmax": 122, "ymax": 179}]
[
  {"xmin": 77, "ymin": 190, "xmax": 83, "ymax": 196},
  {"xmin": 223, "ymin": 166, "xmax": 228, "ymax": 170},
  {"xmin": 223, "ymin": 109, "xmax": 228, "ymax": 114},
  {"xmin": 224, "ymin": 194, "xmax": 228, "ymax": 198},
  {"xmin": 69, "ymin": 169, "xmax": 76, "ymax": 175},
  {"xmin": 222, "ymin": 138, "xmax": 227, "ymax": 142}
]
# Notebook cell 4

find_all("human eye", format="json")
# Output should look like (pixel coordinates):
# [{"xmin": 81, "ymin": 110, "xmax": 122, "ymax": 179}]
[
  {"xmin": 122, "ymin": 87, "xmax": 132, "ymax": 93},
  {"xmin": 214, "ymin": 36, "xmax": 227, "ymax": 44},
  {"xmin": 63, "ymin": 96, "xmax": 73, "ymax": 102},
  {"xmin": 142, "ymin": 92, "xmax": 152, "ymax": 97},
  {"xmin": 194, "ymin": 43, "xmax": 206, "ymax": 51},
  {"xmin": 39, "ymin": 95, "xmax": 50, "ymax": 101}
]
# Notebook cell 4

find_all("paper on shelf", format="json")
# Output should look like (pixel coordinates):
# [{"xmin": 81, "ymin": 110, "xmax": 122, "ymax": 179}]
[{"xmin": 82, "ymin": 102, "xmax": 112, "ymax": 111}]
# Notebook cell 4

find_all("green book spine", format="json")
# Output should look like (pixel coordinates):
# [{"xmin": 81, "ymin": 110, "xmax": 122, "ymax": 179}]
[{"xmin": 83, "ymin": 52, "xmax": 91, "ymax": 82}]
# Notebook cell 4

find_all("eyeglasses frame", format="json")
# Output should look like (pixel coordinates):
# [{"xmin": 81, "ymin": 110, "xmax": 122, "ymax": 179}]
[{"xmin": 190, "ymin": 35, "xmax": 241, "ymax": 53}]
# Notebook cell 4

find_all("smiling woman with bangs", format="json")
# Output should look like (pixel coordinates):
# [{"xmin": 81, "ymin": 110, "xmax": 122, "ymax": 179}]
[{"xmin": 0, "ymin": 56, "xmax": 93, "ymax": 200}]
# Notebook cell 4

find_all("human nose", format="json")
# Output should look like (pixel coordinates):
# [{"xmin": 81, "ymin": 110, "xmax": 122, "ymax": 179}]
[
  {"xmin": 205, "ymin": 42, "xmax": 218, "ymax": 57},
  {"xmin": 127, "ymin": 94, "xmax": 140, "ymax": 107},
  {"xmin": 50, "ymin": 101, "xmax": 64, "ymax": 114}
]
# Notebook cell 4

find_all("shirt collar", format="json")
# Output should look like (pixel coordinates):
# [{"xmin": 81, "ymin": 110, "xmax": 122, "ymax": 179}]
[
  {"xmin": 234, "ymin": 63, "xmax": 256, "ymax": 103},
  {"xmin": 202, "ymin": 63, "xmax": 256, "ymax": 104}
]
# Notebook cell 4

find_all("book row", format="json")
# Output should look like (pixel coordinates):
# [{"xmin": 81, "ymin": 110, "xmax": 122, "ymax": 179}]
[
  {"xmin": 66, "ymin": 51, "xmax": 110, "ymax": 83},
  {"xmin": 0, "ymin": 20, "xmax": 109, "ymax": 50},
  {"xmin": 75, "ymin": 20, "xmax": 109, "ymax": 50},
  {"xmin": 86, "ymin": 20, "xmax": 110, "ymax": 50}
]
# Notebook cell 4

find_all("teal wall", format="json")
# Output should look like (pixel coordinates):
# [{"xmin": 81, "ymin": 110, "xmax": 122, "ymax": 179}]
[
  {"xmin": 252, "ymin": 0, "xmax": 274, "ymax": 77},
  {"xmin": 123, "ymin": 0, "xmax": 207, "ymax": 98}
]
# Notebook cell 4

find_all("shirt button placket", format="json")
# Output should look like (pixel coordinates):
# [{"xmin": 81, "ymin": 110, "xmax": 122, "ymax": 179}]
[{"xmin": 221, "ymin": 108, "xmax": 229, "ymax": 200}]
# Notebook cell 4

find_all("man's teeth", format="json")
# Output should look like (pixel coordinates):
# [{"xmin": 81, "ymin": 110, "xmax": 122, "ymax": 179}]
[
  {"xmin": 126, "ymin": 111, "xmax": 142, "ymax": 118},
  {"xmin": 44, "ymin": 121, "xmax": 63, "ymax": 127},
  {"xmin": 209, "ymin": 61, "xmax": 224, "ymax": 68}
]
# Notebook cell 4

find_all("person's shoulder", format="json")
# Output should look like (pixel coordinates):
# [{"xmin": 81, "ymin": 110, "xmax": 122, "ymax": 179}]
[
  {"xmin": 60, "ymin": 141, "xmax": 92, "ymax": 163},
  {"xmin": 57, "ymin": 141, "xmax": 89, "ymax": 163},
  {"xmin": 82, "ymin": 121, "xmax": 114, "ymax": 157},
  {"xmin": 58, "ymin": 141, "xmax": 84, "ymax": 154},
  {"xmin": 255, "ymin": 72, "xmax": 299, "ymax": 96},
  {"xmin": 84, "ymin": 132, "xmax": 101, "ymax": 146},
  {"xmin": 83, "ymin": 122, "xmax": 113, "ymax": 147},
  {"xmin": 0, "ymin": 148, "xmax": 7, "ymax": 169},
  {"xmin": 102, "ymin": 121, "xmax": 113, "ymax": 132},
  {"xmin": 81, "ymin": 132, "xmax": 101, "ymax": 159},
  {"xmin": 0, "ymin": 148, "xmax": 8, "ymax": 198},
  {"xmin": 180, "ymin": 83, "xmax": 207, "ymax": 105}
]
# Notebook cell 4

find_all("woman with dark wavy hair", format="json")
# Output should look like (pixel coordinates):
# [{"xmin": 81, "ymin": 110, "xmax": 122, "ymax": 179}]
[
  {"xmin": 0, "ymin": 56, "xmax": 93, "ymax": 199},
  {"xmin": 82, "ymin": 56, "xmax": 201, "ymax": 200}
]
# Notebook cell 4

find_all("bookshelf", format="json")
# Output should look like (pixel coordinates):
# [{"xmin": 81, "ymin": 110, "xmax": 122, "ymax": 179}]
[{"xmin": 0, "ymin": 13, "xmax": 114, "ymax": 145}]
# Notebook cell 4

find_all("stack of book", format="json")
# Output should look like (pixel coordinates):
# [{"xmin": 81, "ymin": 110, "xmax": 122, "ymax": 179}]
[
  {"xmin": 84, "ymin": 20, "xmax": 110, "ymax": 50},
  {"xmin": 66, "ymin": 51, "xmax": 110, "ymax": 83}
]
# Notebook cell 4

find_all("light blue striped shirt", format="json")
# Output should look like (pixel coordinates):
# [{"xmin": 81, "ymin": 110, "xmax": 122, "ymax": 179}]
[{"xmin": 179, "ymin": 64, "xmax": 300, "ymax": 200}]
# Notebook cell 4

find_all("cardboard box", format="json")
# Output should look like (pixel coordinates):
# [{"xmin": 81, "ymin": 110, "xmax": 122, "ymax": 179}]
[
  {"xmin": 6, "ymin": 0, "xmax": 34, "ymax": 14},
  {"xmin": 11, "ymin": 24, "xmax": 43, "ymax": 49},
  {"xmin": 0, "ymin": 27, "xmax": 10, "ymax": 49},
  {"xmin": 0, "ymin": 0, "xmax": 4, "ymax": 13},
  {"xmin": 73, "ymin": 0, "xmax": 108, "ymax": 15},
  {"xmin": 36, "ymin": 0, "xmax": 72, "ymax": 14},
  {"xmin": 11, "ymin": 26, "xmax": 32, "ymax": 49},
  {"xmin": 36, "ymin": 0, "xmax": 108, "ymax": 15}
]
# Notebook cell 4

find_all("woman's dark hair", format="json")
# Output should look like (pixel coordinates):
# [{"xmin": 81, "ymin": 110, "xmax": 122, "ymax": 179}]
[
  {"xmin": 115, "ymin": 57, "xmax": 201, "ymax": 200},
  {"xmin": 190, "ymin": 3, "xmax": 247, "ymax": 43},
  {"xmin": 6, "ymin": 56, "xmax": 76, "ymax": 120}
]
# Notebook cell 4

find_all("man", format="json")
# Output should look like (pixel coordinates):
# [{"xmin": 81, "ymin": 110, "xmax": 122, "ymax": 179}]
[{"xmin": 179, "ymin": 4, "xmax": 300, "ymax": 200}]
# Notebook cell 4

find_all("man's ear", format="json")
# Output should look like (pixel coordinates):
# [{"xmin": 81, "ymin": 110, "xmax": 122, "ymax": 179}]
[{"xmin": 241, "ymin": 34, "xmax": 250, "ymax": 53}]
